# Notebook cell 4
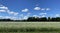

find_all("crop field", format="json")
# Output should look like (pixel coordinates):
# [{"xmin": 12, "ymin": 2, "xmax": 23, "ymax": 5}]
[{"xmin": 0, "ymin": 22, "xmax": 60, "ymax": 33}]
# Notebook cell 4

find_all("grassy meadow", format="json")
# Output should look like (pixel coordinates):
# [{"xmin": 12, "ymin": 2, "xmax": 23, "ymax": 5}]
[{"xmin": 0, "ymin": 22, "xmax": 60, "ymax": 33}]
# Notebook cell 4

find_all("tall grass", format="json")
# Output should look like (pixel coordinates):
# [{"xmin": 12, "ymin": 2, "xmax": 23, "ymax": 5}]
[
  {"xmin": 0, "ymin": 22, "xmax": 60, "ymax": 32},
  {"xmin": 0, "ymin": 27, "xmax": 60, "ymax": 32}
]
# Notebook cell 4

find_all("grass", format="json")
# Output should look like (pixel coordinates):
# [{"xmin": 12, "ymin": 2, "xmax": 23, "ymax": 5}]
[
  {"xmin": 0, "ymin": 22, "xmax": 60, "ymax": 33},
  {"xmin": 0, "ymin": 32, "xmax": 60, "ymax": 33}
]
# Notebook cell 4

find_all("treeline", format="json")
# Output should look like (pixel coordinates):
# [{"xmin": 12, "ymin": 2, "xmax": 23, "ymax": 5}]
[
  {"xmin": 27, "ymin": 17, "xmax": 60, "ymax": 22},
  {"xmin": 0, "ymin": 17, "xmax": 60, "ymax": 22}
]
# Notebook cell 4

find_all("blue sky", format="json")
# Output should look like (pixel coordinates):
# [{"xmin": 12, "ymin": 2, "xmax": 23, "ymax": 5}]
[{"xmin": 0, "ymin": 0, "xmax": 60, "ymax": 20}]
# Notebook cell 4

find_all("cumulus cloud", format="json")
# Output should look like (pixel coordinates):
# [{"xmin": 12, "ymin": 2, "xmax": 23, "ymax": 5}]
[
  {"xmin": 39, "ymin": 13, "xmax": 47, "ymax": 15},
  {"xmin": 7, "ymin": 11, "xmax": 18, "ymax": 16},
  {"xmin": 10, "ymin": 17, "xmax": 17, "ymax": 20},
  {"xmin": 0, "ymin": 5, "xmax": 8, "ymax": 10},
  {"xmin": 0, "ymin": 16, "xmax": 2, "ymax": 17},
  {"xmin": 0, "ymin": 16, "xmax": 10, "ymax": 19},
  {"xmin": 41, "ymin": 8, "xmax": 45, "ymax": 11},
  {"xmin": 19, "ymin": 14, "xmax": 29, "ymax": 20},
  {"xmin": 0, "ymin": 10, "xmax": 6, "ymax": 12},
  {"xmin": 20, "ymin": 13, "xmax": 31, "ymax": 20},
  {"xmin": 46, "ymin": 8, "xmax": 50, "ymax": 11},
  {"xmin": 33, "ymin": 15, "xmax": 41, "ymax": 18},
  {"xmin": 0, "ymin": 6, "xmax": 8, "ymax": 10},
  {"xmin": 33, "ymin": 15, "xmax": 37, "ymax": 17},
  {"xmin": 41, "ymin": 15, "xmax": 46, "ymax": 17},
  {"xmin": 20, "ymin": 14, "xmax": 24, "ymax": 17},
  {"xmin": 34, "ymin": 7, "xmax": 41, "ymax": 10},
  {"xmin": 0, "ymin": 16, "xmax": 3, "ymax": 18},
  {"xmin": 19, "ymin": 14, "xmax": 24, "ymax": 20},
  {"xmin": 4, "ymin": 16, "xmax": 11, "ymax": 19},
  {"xmin": 23, "ymin": 13, "xmax": 31, "ymax": 19},
  {"xmin": 28, "ymin": 13, "xmax": 31, "ymax": 15},
  {"xmin": 0, "ymin": 5, "xmax": 8, "ymax": 12},
  {"xmin": 55, "ymin": 14, "xmax": 60, "ymax": 17},
  {"xmin": 0, "ymin": 16, "xmax": 18, "ymax": 20},
  {"xmin": 32, "ymin": 14, "xmax": 46, "ymax": 18},
  {"xmin": 20, "ymin": 13, "xmax": 31, "ymax": 19},
  {"xmin": 0, "ymin": 4, "xmax": 19, "ymax": 15},
  {"xmin": 23, "ymin": 16, "xmax": 28, "ymax": 19},
  {"xmin": 14, "ymin": 13, "xmax": 19, "ymax": 16},
  {"xmin": 34, "ymin": 6, "xmax": 50, "ymax": 11},
  {"xmin": 21, "ymin": 16, "xmax": 28, "ymax": 20},
  {"xmin": 22, "ymin": 8, "xmax": 28, "ymax": 12},
  {"xmin": 39, "ymin": 13, "xmax": 47, "ymax": 17}
]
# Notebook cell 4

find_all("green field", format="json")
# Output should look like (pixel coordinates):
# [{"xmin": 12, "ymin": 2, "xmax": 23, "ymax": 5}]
[{"xmin": 0, "ymin": 22, "xmax": 60, "ymax": 33}]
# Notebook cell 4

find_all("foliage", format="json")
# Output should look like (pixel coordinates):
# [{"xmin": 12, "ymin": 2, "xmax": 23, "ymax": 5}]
[{"xmin": 0, "ymin": 17, "xmax": 60, "ymax": 22}]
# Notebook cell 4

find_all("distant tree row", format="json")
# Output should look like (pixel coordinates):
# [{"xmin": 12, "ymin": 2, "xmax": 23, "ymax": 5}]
[
  {"xmin": 0, "ymin": 17, "xmax": 60, "ymax": 22},
  {"xmin": 27, "ymin": 17, "xmax": 60, "ymax": 21}
]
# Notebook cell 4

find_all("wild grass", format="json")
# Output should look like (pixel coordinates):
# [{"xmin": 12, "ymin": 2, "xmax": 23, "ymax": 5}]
[
  {"xmin": 0, "ymin": 22, "xmax": 60, "ymax": 33},
  {"xmin": 0, "ymin": 27, "xmax": 60, "ymax": 32}
]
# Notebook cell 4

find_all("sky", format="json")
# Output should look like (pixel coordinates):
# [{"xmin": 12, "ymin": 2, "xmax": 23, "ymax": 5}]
[{"xmin": 0, "ymin": 0, "xmax": 60, "ymax": 20}]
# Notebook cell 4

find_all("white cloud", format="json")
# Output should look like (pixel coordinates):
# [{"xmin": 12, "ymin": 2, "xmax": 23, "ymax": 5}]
[
  {"xmin": 34, "ymin": 7, "xmax": 50, "ymax": 11},
  {"xmin": 0, "ymin": 16, "xmax": 3, "ymax": 19},
  {"xmin": 4, "ymin": 16, "xmax": 11, "ymax": 19},
  {"xmin": 7, "ymin": 11, "xmax": 18, "ymax": 16},
  {"xmin": 33, "ymin": 15, "xmax": 37, "ymax": 17},
  {"xmin": 20, "ymin": 13, "xmax": 31, "ymax": 20},
  {"xmin": 19, "ymin": 13, "xmax": 31, "ymax": 20},
  {"xmin": 23, "ymin": 16, "xmax": 28, "ymax": 19},
  {"xmin": 0, "ymin": 6, "xmax": 8, "ymax": 9},
  {"xmin": 41, "ymin": 15, "xmax": 46, "ymax": 17},
  {"xmin": 19, "ymin": 14, "xmax": 24, "ymax": 20},
  {"xmin": 0, "ymin": 10, "xmax": 6, "ymax": 12},
  {"xmin": 41, "ymin": 8, "xmax": 45, "ymax": 11},
  {"xmin": 28, "ymin": 13, "xmax": 31, "ymax": 15},
  {"xmin": 14, "ymin": 13, "xmax": 19, "ymax": 16},
  {"xmin": 32, "ymin": 14, "xmax": 46, "ymax": 18},
  {"xmin": 0, "ymin": 5, "xmax": 8, "ymax": 12},
  {"xmin": 27, "ymin": 13, "xmax": 31, "ymax": 16},
  {"xmin": 0, "ymin": 4, "xmax": 3, "ymax": 6},
  {"xmin": 55, "ymin": 14, "xmax": 60, "ymax": 17},
  {"xmin": 7, "ymin": 11, "xmax": 14, "ymax": 14},
  {"xmin": 0, "ymin": 4, "xmax": 19, "ymax": 15},
  {"xmin": 35, "ymin": 4, "xmax": 39, "ymax": 6},
  {"xmin": 0, "ymin": 16, "xmax": 2, "ymax": 17},
  {"xmin": 20, "ymin": 14, "xmax": 24, "ymax": 17},
  {"xmin": 10, "ymin": 17, "xmax": 17, "ymax": 20},
  {"xmin": 33, "ymin": 15, "xmax": 41, "ymax": 18},
  {"xmin": 39, "ymin": 13, "xmax": 47, "ymax": 15},
  {"xmin": 39, "ymin": 13, "xmax": 47, "ymax": 17},
  {"xmin": 34, "ymin": 7, "xmax": 40, "ymax": 10},
  {"xmin": 22, "ymin": 8, "xmax": 28, "ymax": 12},
  {"xmin": 46, "ymin": 8, "xmax": 50, "ymax": 11},
  {"xmin": 0, "ymin": 16, "xmax": 18, "ymax": 20},
  {"xmin": 23, "ymin": 13, "xmax": 31, "ymax": 19},
  {"xmin": 0, "ymin": 16, "xmax": 10, "ymax": 19},
  {"xmin": 0, "ymin": 5, "xmax": 8, "ymax": 10}
]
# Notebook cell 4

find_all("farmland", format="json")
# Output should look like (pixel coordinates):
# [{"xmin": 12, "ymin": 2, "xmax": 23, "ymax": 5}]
[{"xmin": 0, "ymin": 22, "xmax": 60, "ymax": 33}]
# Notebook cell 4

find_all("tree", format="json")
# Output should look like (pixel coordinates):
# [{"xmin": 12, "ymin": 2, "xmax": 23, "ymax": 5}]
[{"xmin": 48, "ymin": 17, "xmax": 51, "ymax": 21}]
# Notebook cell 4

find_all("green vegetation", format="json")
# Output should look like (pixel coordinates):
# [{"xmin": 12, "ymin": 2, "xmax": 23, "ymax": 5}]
[
  {"xmin": 0, "ymin": 17, "xmax": 60, "ymax": 22},
  {"xmin": 0, "ymin": 22, "xmax": 60, "ymax": 33},
  {"xmin": 0, "ymin": 32, "xmax": 60, "ymax": 33}
]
